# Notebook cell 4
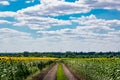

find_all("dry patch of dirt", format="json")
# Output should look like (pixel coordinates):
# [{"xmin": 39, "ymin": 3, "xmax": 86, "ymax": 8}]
[
  {"xmin": 63, "ymin": 63, "xmax": 84, "ymax": 80},
  {"xmin": 43, "ymin": 63, "xmax": 58, "ymax": 80},
  {"xmin": 32, "ymin": 63, "xmax": 84, "ymax": 80},
  {"xmin": 32, "ymin": 63, "xmax": 57, "ymax": 80}
]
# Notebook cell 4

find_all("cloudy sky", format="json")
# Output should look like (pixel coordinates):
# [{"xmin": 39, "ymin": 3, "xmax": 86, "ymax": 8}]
[{"xmin": 0, "ymin": 0, "xmax": 120, "ymax": 52}]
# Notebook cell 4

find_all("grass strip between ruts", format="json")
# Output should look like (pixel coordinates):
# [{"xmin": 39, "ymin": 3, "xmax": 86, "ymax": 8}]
[{"xmin": 57, "ymin": 63, "xmax": 67, "ymax": 80}]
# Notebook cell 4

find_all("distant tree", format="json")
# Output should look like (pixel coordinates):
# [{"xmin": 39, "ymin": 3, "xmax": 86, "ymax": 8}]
[
  {"xmin": 65, "ymin": 51, "xmax": 76, "ymax": 58},
  {"xmin": 23, "ymin": 51, "xmax": 29, "ymax": 57}
]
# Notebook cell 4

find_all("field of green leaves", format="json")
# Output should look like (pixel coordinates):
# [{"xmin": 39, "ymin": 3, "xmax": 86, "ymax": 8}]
[
  {"xmin": 1, "ymin": 57, "xmax": 120, "ymax": 80},
  {"xmin": 0, "ymin": 57, "xmax": 56, "ymax": 80},
  {"xmin": 63, "ymin": 58, "xmax": 120, "ymax": 80}
]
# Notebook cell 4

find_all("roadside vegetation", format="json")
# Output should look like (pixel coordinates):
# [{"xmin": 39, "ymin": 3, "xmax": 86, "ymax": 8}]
[
  {"xmin": 0, "ymin": 52, "xmax": 120, "ymax": 80},
  {"xmin": 56, "ymin": 63, "xmax": 67, "ymax": 80},
  {"xmin": 0, "ymin": 57, "xmax": 57, "ymax": 80},
  {"xmin": 63, "ymin": 58, "xmax": 120, "ymax": 80}
]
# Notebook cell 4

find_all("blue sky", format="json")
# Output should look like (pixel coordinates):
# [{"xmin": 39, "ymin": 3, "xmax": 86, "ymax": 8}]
[{"xmin": 0, "ymin": 0, "xmax": 120, "ymax": 52}]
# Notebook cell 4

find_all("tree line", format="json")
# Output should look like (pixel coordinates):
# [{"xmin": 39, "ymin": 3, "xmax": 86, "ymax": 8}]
[{"xmin": 0, "ymin": 51, "xmax": 120, "ymax": 58}]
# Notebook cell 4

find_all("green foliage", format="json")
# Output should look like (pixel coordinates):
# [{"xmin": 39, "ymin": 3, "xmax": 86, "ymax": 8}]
[
  {"xmin": 14, "ymin": 62, "xmax": 30, "ymax": 80},
  {"xmin": 57, "ymin": 63, "xmax": 67, "ymax": 80},
  {"xmin": 0, "ymin": 60, "xmax": 54, "ymax": 80},
  {"xmin": 0, "ymin": 51, "xmax": 120, "ymax": 58},
  {"xmin": 63, "ymin": 58, "xmax": 120, "ymax": 80}
]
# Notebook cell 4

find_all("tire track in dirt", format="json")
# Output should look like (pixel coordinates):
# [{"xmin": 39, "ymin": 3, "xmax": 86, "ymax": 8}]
[
  {"xmin": 43, "ymin": 63, "xmax": 58, "ymax": 80},
  {"xmin": 32, "ymin": 63, "xmax": 57, "ymax": 80},
  {"xmin": 62, "ymin": 63, "xmax": 81, "ymax": 80},
  {"xmin": 33, "ymin": 63, "xmax": 82, "ymax": 80}
]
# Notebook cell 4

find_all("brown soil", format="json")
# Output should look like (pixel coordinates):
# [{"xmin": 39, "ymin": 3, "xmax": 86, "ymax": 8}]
[
  {"xmin": 32, "ymin": 63, "xmax": 57, "ymax": 80},
  {"xmin": 62, "ymin": 63, "xmax": 84, "ymax": 80},
  {"xmin": 43, "ymin": 63, "xmax": 58, "ymax": 80},
  {"xmin": 32, "ymin": 63, "xmax": 84, "ymax": 80}
]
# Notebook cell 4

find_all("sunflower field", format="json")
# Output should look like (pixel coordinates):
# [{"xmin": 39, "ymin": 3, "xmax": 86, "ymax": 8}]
[
  {"xmin": 0, "ymin": 57, "xmax": 57, "ymax": 80},
  {"xmin": 63, "ymin": 58, "xmax": 120, "ymax": 80}
]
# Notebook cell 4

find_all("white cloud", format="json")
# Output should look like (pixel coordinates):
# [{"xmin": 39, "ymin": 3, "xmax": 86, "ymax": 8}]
[
  {"xmin": 13, "ymin": 16, "xmax": 71, "ymax": 30},
  {"xmin": 1, "ymin": 0, "xmax": 119, "ymax": 31},
  {"xmin": 0, "ymin": 29, "xmax": 119, "ymax": 52},
  {"xmin": 76, "ymin": 0, "xmax": 120, "ymax": 10},
  {"xmin": 14, "ymin": 0, "xmax": 82, "ymax": 30},
  {"xmin": 109, "ymin": 30, "xmax": 120, "ymax": 35},
  {"xmin": 0, "ymin": 20, "xmax": 11, "ymax": 24},
  {"xmin": 0, "ymin": 12, "xmax": 17, "ymax": 17},
  {"xmin": 0, "ymin": 0, "xmax": 120, "ymax": 52},
  {"xmin": 71, "ymin": 14, "xmax": 120, "ymax": 31},
  {"xmin": 18, "ymin": 0, "xmax": 90, "ymax": 17},
  {"xmin": 0, "ymin": 13, "xmax": 70, "ymax": 31},
  {"xmin": 37, "ymin": 26, "xmax": 119, "ymax": 41},
  {"xmin": 36, "ymin": 15, "xmax": 120, "ymax": 43},
  {"xmin": 0, "ymin": 1, "xmax": 10, "ymax": 5},
  {"xmin": 0, "ymin": 28, "xmax": 31, "ymax": 39},
  {"xmin": 25, "ymin": 1, "xmax": 31, "ymax": 4},
  {"xmin": 25, "ymin": 0, "xmax": 35, "ymax": 3},
  {"xmin": 0, "ymin": 35, "xmax": 119, "ymax": 52},
  {"xmin": 1, "ymin": 0, "xmax": 89, "ymax": 30},
  {"xmin": 0, "ymin": 28, "xmax": 34, "ymax": 52},
  {"xmin": 32, "ymin": 0, "xmax": 35, "ymax": 2}
]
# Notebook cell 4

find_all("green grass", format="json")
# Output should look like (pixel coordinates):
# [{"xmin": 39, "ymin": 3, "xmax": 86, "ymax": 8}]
[{"xmin": 57, "ymin": 63, "xmax": 67, "ymax": 80}]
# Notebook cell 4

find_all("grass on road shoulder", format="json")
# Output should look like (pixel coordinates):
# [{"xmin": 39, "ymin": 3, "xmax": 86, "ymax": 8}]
[{"xmin": 57, "ymin": 63, "xmax": 67, "ymax": 80}]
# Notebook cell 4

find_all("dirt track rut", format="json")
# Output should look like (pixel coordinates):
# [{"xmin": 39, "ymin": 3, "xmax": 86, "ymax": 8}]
[
  {"xmin": 43, "ymin": 63, "xmax": 58, "ymax": 80},
  {"xmin": 62, "ymin": 63, "xmax": 79, "ymax": 80},
  {"xmin": 32, "ymin": 63, "xmax": 82, "ymax": 80}
]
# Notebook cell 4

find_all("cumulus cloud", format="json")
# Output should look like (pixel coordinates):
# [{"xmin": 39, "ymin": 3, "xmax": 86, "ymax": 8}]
[
  {"xmin": 76, "ymin": 0, "xmax": 120, "ymax": 10},
  {"xmin": 1, "ymin": 36, "xmax": 119, "ymax": 52},
  {"xmin": 25, "ymin": 1, "xmax": 31, "ymax": 4},
  {"xmin": 0, "ymin": 28, "xmax": 31, "ymax": 39},
  {"xmin": 14, "ymin": 16, "xmax": 71, "ymax": 30},
  {"xmin": 0, "ymin": 1, "xmax": 10, "ymax": 5},
  {"xmin": 37, "ymin": 15, "xmax": 120, "ymax": 42},
  {"xmin": 37, "ymin": 26, "xmax": 119, "ymax": 41},
  {"xmin": 25, "ymin": 0, "xmax": 35, "ymax": 3},
  {"xmin": 17, "ymin": 0, "xmax": 90, "ymax": 17},
  {"xmin": 0, "ymin": 0, "xmax": 120, "ymax": 52},
  {"xmin": 1, "ymin": 0, "xmax": 119, "ymax": 31},
  {"xmin": 0, "ymin": 20, "xmax": 12, "ymax": 24},
  {"xmin": 71, "ymin": 15, "xmax": 120, "ymax": 31},
  {"xmin": 16, "ymin": 0, "xmax": 84, "ymax": 29},
  {"xmin": 0, "ymin": 12, "xmax": 17, "ymax": 17},
  {"xmin": 0, "ymin": 28, "xmax": 119, "ymax": 52},
  {"xmin": 1, "ymin": 0, "xmax": 89, "ymax": 30}
]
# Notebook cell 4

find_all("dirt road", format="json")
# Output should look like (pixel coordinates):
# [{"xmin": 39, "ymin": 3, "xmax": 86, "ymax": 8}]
[
  {"xmin": 62, "ymin": 64, "xmax": 81, "ymax": 80},
  {"xmin": 43, "ymin": 63, "xmax": 58, "ymax": 80},
  {"xmin": 32, "ymin": 63, "xmax": 82, "ymax": 80}
]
